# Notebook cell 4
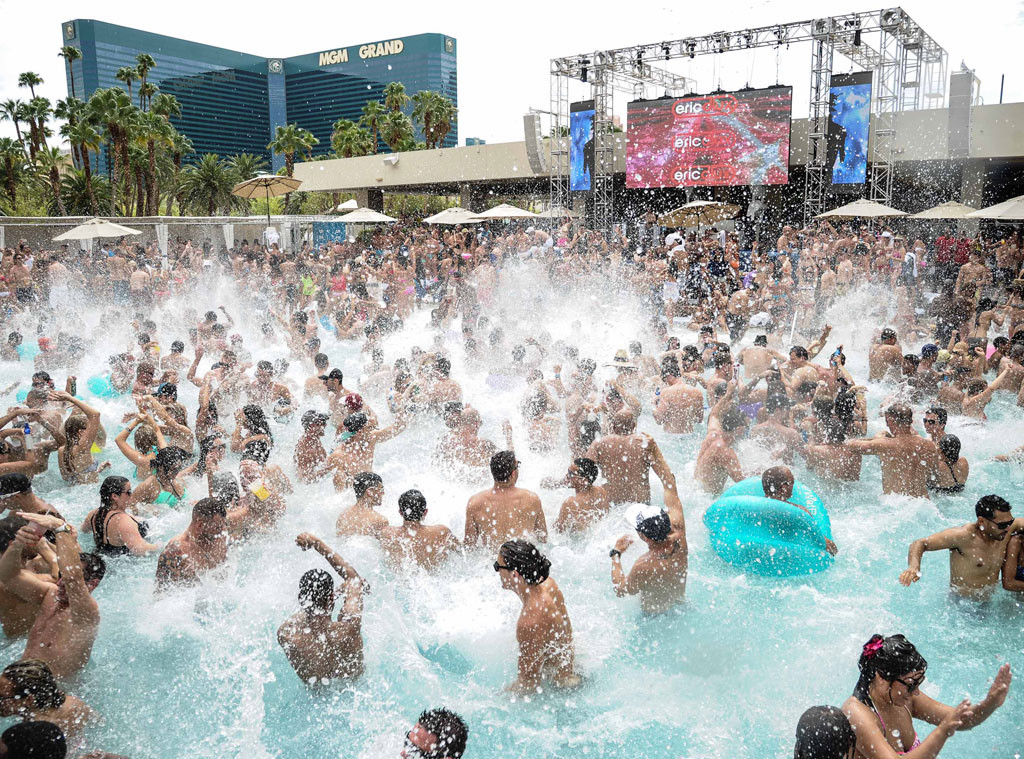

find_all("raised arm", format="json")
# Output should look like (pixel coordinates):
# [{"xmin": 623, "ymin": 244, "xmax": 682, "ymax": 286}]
[
  {"xmin": 0, "ymin": 528, "xmax": 54, "ymax": 605},
  {"xmin": 115, "ymin": 417, "xmax": 153, "ymax": 469},
  {"xmin": 50, "ymin": 391, "xmax": 100, "ymax": 450},
  {"xmin": 899, "ymin": 526, "xmax": 967, "ymax": 586},
  {"xmin": 21, "ymin": 513, "xmax": 92, "ymax": 616}
]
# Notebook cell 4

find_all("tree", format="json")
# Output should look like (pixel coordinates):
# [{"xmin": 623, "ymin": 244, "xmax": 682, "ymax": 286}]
[
  {"xmin": 34, "ymin": 146, "xmax": 68, "ymax": 216},
  {"xmin": 0, "ymin": 100, "xmax": 27, "ymax": 151},
  {"xmin": 135, "ymin": 53, "xmax": 156, "ymax": 108},
  {"xmin": 227, "ymin": 153, "xmax": 268, "ymax": 183},
  {"xmin": 150, "ymin": 93, "xmax": 181, "ymax": 122},
  {"xmin": 138, "ymin": 82, "xmax": 158, "ymax": 112},
  {"xmin": 359, "ymin": 100, "xmax": 386, "ymax": 154},
  {"xmin": 166, "ymin": 131, "xmax": 193, "ymax": 214},
  {"xmin": 380, "ymin": 110, "xmax": 414, "ymax": 153},
  {"xmin": 24, "ymin": 98, "xmax": 52, "ymax": 160},
  {"xmin": 17, "ymin": 72, "xmax": 43, "ymax": 99},
  {"xmin": 59, "ymin": 47, "xmax": 83, "ymax": 99},
  {"xmin": 0, "ymin": 137, "xmax": 26, "ymax": 208},
  {"xmin": 135, "ymin": 111, "xmax": 172, "ymax": 215},
  {"xmin": 64, "ymin": 120, "xmax": 102, "ymax": 214},
  {"xmin": 55, "ymin": 98, "xmax": 86, "ymax": 168},
  {"xmin": 383, "ymin": 82, "xmax": 410, "ymax": 113},
  {"xmin": 331, "ymin": 119, "xmax": 373, "ymax": 158},
  {"xmin": 115, "ymin": 66, "xmax": 138, "ymax": 99},
  {"xmin": 267, "ymin": 124, "xmax": 318, "ymax": 212},
  {"xmin": 411, "ymin": 91, "xmax": 457, "ymax": 149},
  {"xmin": 60, "ymin": 168, "xmax": 110, "ymax": 216},
  {"xmin": 178, "ymin": 153, "xmax": 235, "ymax": 216},
  {"xmin": 86, "ymin": 87, "xmax": 137, "ymax": 215}
]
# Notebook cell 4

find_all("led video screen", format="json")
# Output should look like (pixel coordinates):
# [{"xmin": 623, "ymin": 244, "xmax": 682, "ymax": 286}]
[
  {"xmin": 828, "ymin": 71, "xmax": 873, "ymax": 186},
  {"xmin": 626, "ymin": 86, "xmax": 792, "ymax": 188},
  {"xmin": 569, "ymin": 100, "xmax": 595, "ymax": 192}
]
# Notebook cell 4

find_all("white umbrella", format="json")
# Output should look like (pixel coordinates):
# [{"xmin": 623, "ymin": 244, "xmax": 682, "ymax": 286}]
[
  {"xmin": 335, "ymin": 199, "xmax": 359, "ymax": 211},
  {"xmin": 232, "ymin": 174, "xmax": 303, "ymax": 226},
  {"xmin": 815, "ymin": 198, "xmax": 907, "ymax": 219},
  {"xmin": 471, "ymin": 203, "xmax": 538, "ymax": 220},
  {"xmin": 534, "ymin": 206, "xmax": 580, "ymax": 218},
  {"xmin": 336, "ymin": 208, "xmax": 397, "ymax": 224},
  {"xmin": 423, "ymin": 207, "xmax": 480, "ymax": 225},
  {"xmin": 909, "ymin": 201, "xmax": 977, "ymax": 219},
  {"xmin": 967, "ymin": 194, "xmax": 1024, "ymax": 221},
  {"xmin": 658, "ymin": 200, "xmax": 740, "ymax": 228},
  {"xmin": 53, "ymin": 218, "xmax": 142, "ymax": 241}
]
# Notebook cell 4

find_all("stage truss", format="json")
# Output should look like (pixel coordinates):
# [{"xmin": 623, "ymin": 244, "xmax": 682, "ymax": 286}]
[{"xmin": 549, "ymin": 7, "xmax": 948, "ymax": 232}]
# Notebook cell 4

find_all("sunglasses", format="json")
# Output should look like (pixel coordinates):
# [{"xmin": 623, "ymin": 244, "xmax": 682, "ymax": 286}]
[
  {"xmin": 987, "ymin": 517, "xmax": 1015, "ymax": 530},
  {"xmin": 493, "ymin": 561, "xmax": 511, "ymax": 573},
  {"xmin": 897, "ymin": 674, "xmax": 925, "ymax": 693},
  {"xmin": 923, "ymin": 418, "xmax": 938, "ymax": 425}
]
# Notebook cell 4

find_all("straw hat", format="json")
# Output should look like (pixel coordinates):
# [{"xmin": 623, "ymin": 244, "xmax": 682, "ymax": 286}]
[{"xmin": 606, "ymin": 349, "xmax": 637, "ymax": 369}]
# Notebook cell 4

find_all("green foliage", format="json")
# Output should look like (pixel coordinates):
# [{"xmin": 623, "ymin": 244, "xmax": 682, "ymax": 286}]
[
  {"xmin": 411, "ymin": 90, "xmax": 457, "ymax": 149},
  {"xmin": 331, "ymin": 119, "xmax": 374, "ymax": 158},
  {"xmin": 177, "ymin": 153, "xmax": 238, "ymax": 216}
]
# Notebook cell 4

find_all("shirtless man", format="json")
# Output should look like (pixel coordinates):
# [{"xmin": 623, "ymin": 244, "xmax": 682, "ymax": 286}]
[
  {"xmin": 585, "ymin": 412, "xmax": 677, "ymax": 504},
  {"xmin": 294, "ymin": 411, "xmax": 329, "ymax": 483},
  {"xmin": 160, "ymin": 341, "xmax": 191, "ymax": 375},
  {"xmin": 846, "ymin": 404, "xmax": 938, "ymax": 499},
  {"xmin": 435, "ymin": 408, "xmax": 506, "ymax": 470},
  {"xmin": 302, "ymin": 353, "xmax": 331, "ymax": 401},
  {"xmin": 0, "ymin": 659, "xmax": 96, "ymax": 744},
  {"xmin": 107, "ymin": 249, "xmax": 133, "ymax": 304},
  {"xmin": 762, "ymin": 466, "xmax": 838, "ymax": 555},
  {"xmin": 738, "ymin": 335, "xmax": 787, "ymax": 381},
  {"xmin": 552, "ymin": 458, "xmax": 611, "ymax": 534},
  {"xmin": 694, "ymin": 405, "xmax": 748, "ymax": 495},
  {"xmin": 899, "ymin": 495, "xmax": 1023, "ymax": 598},
  {"xmin": 378, "ymin": 489, "xmax": 459, "ymax": 571},
  {"xmin": 867, "ymin": 328, "xmax": 903, "ymax": 381},
  {"xmin": 16, "ymin": 513, "xmax": 104, "ymax": 680},
  {"xmin": 278, "ymin": 533, "xmax": 365, "ymax": 684},
  {"xmin": 154, "ymin": 498, "xmax": 228, "ymax": 591},
  {"xmin": 335, "ymin": 472, "xmax": 388, "ymax": 538},
  {"xmin": 464, "ymin": 452, "xmax": 547, "ymax": 551},
  {"xmin": 750, "ymin": 395, "xmax": 803, "ymax": 464},
  {"xmin": 0, "ymin": 516, "xmax": 57, "ymax": 638},
  {"xmin": 246, "ymin": 361, "xmax": 293, "ymax": 413},
  {"xmin": 653, "ymin": 356, "xmax": 704, "ymax": 434},
  {"xmin": 496, "ymin": 540, "xmax": 581, "ymax": 695},
  {"xmin": 423, "ymin": 356, "xmax": 462, "ymax": 409}
]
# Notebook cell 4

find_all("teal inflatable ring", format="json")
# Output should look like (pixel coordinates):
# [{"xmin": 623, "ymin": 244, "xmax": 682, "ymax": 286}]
[{"xmin": 86, "ymin": 374, "xmax": 122, "ymax": 398}]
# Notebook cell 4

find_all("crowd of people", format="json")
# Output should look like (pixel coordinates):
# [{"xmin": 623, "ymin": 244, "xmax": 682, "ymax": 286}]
[{"xmin": 0, "ymin": 215, "xmax": 1019, "ymax": 757}]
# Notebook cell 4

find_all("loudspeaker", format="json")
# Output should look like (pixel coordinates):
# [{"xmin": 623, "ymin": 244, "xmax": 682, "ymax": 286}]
[
  {"xmin": 523, "ymin": 114, "xmax": 547, "ymax": 174},
  {"xmin": 948, "ymin": 72, "xmax": 973, "ymax": 159}
]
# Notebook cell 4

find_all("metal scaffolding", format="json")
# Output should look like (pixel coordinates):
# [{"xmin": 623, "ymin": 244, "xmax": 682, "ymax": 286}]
[{"xmin": 549, "ymin": 7, "xmax": 949, "ymax": 231}]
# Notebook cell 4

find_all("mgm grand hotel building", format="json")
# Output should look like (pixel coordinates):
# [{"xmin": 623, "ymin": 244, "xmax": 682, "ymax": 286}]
[{"xmin": 61, "ymin": 20, "xmax": 458, "ymax": 169}]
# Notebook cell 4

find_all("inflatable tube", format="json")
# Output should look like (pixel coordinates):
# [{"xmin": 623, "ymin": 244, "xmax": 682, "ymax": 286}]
[
  {"xmin": 15, "ymin": 344, "xmax": 40, "ymax": 360},
  {"xmin": 318, "ymin": 315, "xmax": 337, "ymax": 335},
  {"xmin": 86, "ymin": 374, "xmax": 122, "ymax": 399},
  {"xmin": 15, "ymin": 389, "xmax": 28, "ymax": 403},
  {"xmin": 703, "ymin": 477, "xmax": 834, "ymax": 577}
]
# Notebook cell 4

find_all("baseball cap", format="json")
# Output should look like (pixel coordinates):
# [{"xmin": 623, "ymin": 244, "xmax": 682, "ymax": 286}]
[
  {"xmin": 625, "ymin": 504, "xmax": 672, "ymax": 542},
  {"xmin": 880, "ymin": 328, "xmax": 897, "ymax": 340},
  {"xmin": 323, "ymin": 369, "xmax": 344, "ymax": 383},
  {"xmin": 920, "ymin": 343, "xmax": 939, "ymax": 358},
  {"xmin": 344, "ymin": 393, "xmax": 364, "ymax": 412}
]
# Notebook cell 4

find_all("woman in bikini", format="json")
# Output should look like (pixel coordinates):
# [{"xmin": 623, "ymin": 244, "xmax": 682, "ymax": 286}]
[
  {"xmin": 928, "ymin": 434, "xmax": 968, "ymax": 495},
  {"xmin": 81, "ymin": 475, "xmax": 159, "ymax": 556},
  {"xmin": 842, "ymin": 633, "xmax": 1010, "ymax": 758},
  {"xmin": 127, "ymin": 446, "xmax": 191, "ymax": 511},
  {"xmin": 54, "ymin": 392, "xmax": 106, "ymax": 485},
  {"xmin": 114, "ymin": 413, "xmax": 165, "ymax": 480}
]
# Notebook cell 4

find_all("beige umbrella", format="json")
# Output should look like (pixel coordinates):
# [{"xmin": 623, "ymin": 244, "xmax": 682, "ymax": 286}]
[
  {"xmin": 909, "ymin": 201, "xmax": 977, "ymax": 219},
  {"xmin": 336, "ymin": 208, "xmax": 397, "ymax": 223},
  {"xmin": 967, "ymin": 194, "xmax": 1024, "ymax": 221},
  {"xmin": 471, "ymin": 203, "xmax": 538, "ymax": 220},
  {"xmin": 335, "ymin": 198, "xmax": 359, "ymax": 212},
  {"xmin": 423, "ymin": 207, "xmax": 480, "ymax": 225},
  {"xmin": 535, "ymin": 206, "xmax": 580, "ymax": 218},
  {"xmin": 658, "ymin": 200, "xmax": 740, "ymax": 229},
  {"xmin": 815, "ymin": 198, "xmax": 907, "ymax": 219},
  {"xmin": 232, "ymin": 174, "xmax": 303, "ymax": 226},
  {"xmin": 52, "ymin": 218, "xmax": 142, "ymax": 240}
]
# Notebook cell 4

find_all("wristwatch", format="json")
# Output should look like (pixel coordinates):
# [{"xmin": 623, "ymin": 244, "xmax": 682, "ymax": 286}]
[{"xmin": 609, "ymin": 548, "xmax": 621, "ymax": 558}]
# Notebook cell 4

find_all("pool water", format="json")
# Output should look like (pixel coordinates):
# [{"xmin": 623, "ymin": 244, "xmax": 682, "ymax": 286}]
[{"xmin": 0, "ymin": 264, "xmax": 1021, "ymax": 758}]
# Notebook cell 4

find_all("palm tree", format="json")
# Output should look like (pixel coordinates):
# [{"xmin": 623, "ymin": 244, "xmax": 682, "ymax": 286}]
[
  {"xmin": 135, "ymin": 111, "xmax": 172, "ymax": 214},
  {"xmin": 0, "ymin": 100, "xmax": 27, "ymax": 151},
  {"xmin": 411, "ymin": 91, "xmax": 457, "ymax": 149},
  {"xmin": 34, "ymin": 146, "xmax": 69, "ymax": 216},
  {"xmin": 178, "ymin": 153, "xmax": 234, "ymax": 216},
  {"xmin": 65, "ymin": 120, "xmax": 102, "ymax": 214},
  {"xmin": 60, "ymin": 168, "xmax": 111, "ymax": 215},
  {"xmin": 138, "ymin": 82, "xmax": 158, "ymax": 112},
  {"xmin": 166, "ymin": 131, "xmax": 193, "ymax": 214},
  {"xmin": 0, "ymin": 137, "xmax": 25, "ymax": 208},
  {"xmin": 17, "ymin": 72, "xmax": 43, "ymax": 99},
  {"xmin": 87, "ymin": 87, "xmax": 137, "ymax": 215},
  {"xmin": 267, "ymin": 124, "xmax": 318, "ymax": 212},
  {"xmin": 59, "ymin": 46, "xmax": 83, "ymax": 99},
  {"xmin": 135, "ymin": 53, "xmax": 156, "ymax": 108},
  {"xmin": 55, "ymin": 98, "xmax": 86, "ymax": 167},
  {"xmin": 150, "ymin": 93, "xmax": 181, "ymax": 122},
  {"xmin": 128, "ymin": 143, "xmax": 148, "ymax": 215},
  {"xmin": 227, "ymin": 153, "xmax": 268, "ymax": 183},
  {"xmin": 115, "ymin": 67, "xmax": 138, "ymax": 99},
  {"xmin": 24, "ymin": 98, "xmax": 52, "ymax": 160},
  {"xmin": 331, "ymin": 119, "xmax": 374, "ymax": 158},
  {"xmin": 383, "ymin": 82, "xmax": 410, "ymax": 113},
  {"xmin": 380, "ymin": 110, "xmax": 414, "ymax": 153},
  {"xmin": 359, "ymin": 100, "xmax": 386, "ymax": 154}
]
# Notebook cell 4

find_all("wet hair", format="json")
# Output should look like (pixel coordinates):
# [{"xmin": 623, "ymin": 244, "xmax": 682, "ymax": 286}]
[
  {"xmin": 211, "ymin": 473, "xmax": 241, "ymax": 506},
  {"xmin": 63, "ymin": 414, "xmax": 87, "ymax": 443},
  {"xmin": 343, "ymin": 412, "xmax": 368, "ymax": 434},
  {"xmin": 884, "ymin": 404, "xmax": 913, "ymax": 426},
  {"xmin": 978, "ymin": 297, "xmax": 997, "ymax": 314},
  {"xmin": 298, "ymin": 569, "xmax": 334, "ymax": 613},
  {"xmin": 435, "ymin": 356, "xmax": 452, "ymax": 378},
  {"xmin": 398, "ymin": 489, "xmax": 428, "ymax": 522},
  {"xmin": 628, "ymin": 341, "xmax": 642, "ymax": 356},
  {"xmin": 0, "ymin": 722, "xmax": 66, "ymax": 759},
  {"xmin": 762, "ymin": 466, "xmax": 794, "ymax": 499},
  {"xmin": 712, "ymin": 352, "xmax": 732, "ymax": 369},
  {"xmin": 573, "ymin": 457, "xmax": 598, "ymax": 484},
  {"xmin": 2, "ymin": 659, "xmax": 66, "ymax": 710},
  {"xmin": 661, "ymin": 354, "xmax": 681, "ymax": 379},
  {"xmin": 853, "ymin": 634, "xmax": 927, "ymax": 707},
  {"xmin": 192, "ymin": 497, "xmax": 227, "ymax": 522},
  {"xmin": 793, "ymin": 705, "xmax": 856, "ymax": 759},
  {"xmin": 790, "ymin": 346, "xmax": 809, "ymax": 360},
  {"xmin": 903, "ymin": 354, "xmax": 920, "ymax": 369},
  {"xmin": 257, "ymin": 360, "xmax": 274, "ymax": 373},
  {"xmin": 416, "ymin": 707, "xmax": 469, "ymax": 759},
  {"xmin": 926, "ymin": 407, "xmax": 947, "ymax": 426},
  {"xmin": 975, "ymin": 494, "xmax": 1011, "ymax": 520},
  {"xmin": 720, "ymin": 406, "xmax": 748, "ymax": 433},
  {"xmin": 205, "ymin": 311, "xmax": 218, "ymax": 322},
  {"xmin": 353, "ymin": 471, "xmax": 383, "ymax": 499},
  {"xmin": 242, "ymin": 405, "xmax": 272, "ymax": 440},
  {"xmin": 579, "ymin": 418, "xmax": 602, "ymax": 450},
  {"xmin": 171, "ymin": 340, "xmax": 185, "ymax": 353},
  {"xmin": 99, "ymin": 475, "xmax": 129, "ymax": 509},
  {"xmin": 441, "ymin": 401, "xmax": 464, "ymax": 429},
  {"xmin": 135, "ymin": 424, "xmax": 158, "ymax": 453},
  {"xmin": 499, "ymin": 539, "xmax": 551, "ymax": 585},
  {"xmin": 938, "ymin": 434, "xmax": 961, "ymax": 465},
  {"xmin": 993, "ymin": 336, "xmax": 1009, "ymax": 350},
  {"xmin": 314, "ymin": 352, "xmax": 329, "ymax": 370},
  {"xmin": 241, "ymin": 439, "xmax": 271, "ymax": 466},
  {"xmin": 195, "ymin": 435, "xmax": 223, "ymax": 476},
  {"xmin": 80, "ymin": 552, "xmax": 106, "ymax": 585},
  {"xmin": 152, "ymin": 446, "xmax": 190, "ymax": 477},
  {"xmin": 754, "ymin": 335, "xmax": 768, "ymax": 346},
  {"xmin": 490, "ymin": 450, "xmax": 517, "ymax": 483},
  {"xmin": 578, "ymin": 358, "xmax": 597, "ymax": 377},
  {"xmin": 0, "ymin": 515, "xmax": 28, "ymax": 554}
]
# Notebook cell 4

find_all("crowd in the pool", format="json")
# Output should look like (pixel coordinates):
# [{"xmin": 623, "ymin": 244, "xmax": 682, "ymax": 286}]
[{"xmin": 0, "ymin": 219, "xmax": 1020, "ymax": 758}]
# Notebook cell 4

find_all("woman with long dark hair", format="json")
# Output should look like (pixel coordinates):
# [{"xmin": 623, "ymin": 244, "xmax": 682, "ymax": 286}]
[
  {"xmin": 230, "ymin": 405, "xmax": 273, "ymax": 454},
  {"xmin": 842, "ymin": 633, "xmax": 1010, "ymax": 757},
  {"xmin": 81, "ymin": 476, "xmax": 158, "ymax": 556},
  {"xmin": 127, "ymin": 446, "xmax": 191, "ymax": 510}
]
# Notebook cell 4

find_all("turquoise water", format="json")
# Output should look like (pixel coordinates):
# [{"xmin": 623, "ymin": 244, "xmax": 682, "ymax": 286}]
[{"xmin": 0, "ymin": 267, "xmax": 1021, "ymax": 758}]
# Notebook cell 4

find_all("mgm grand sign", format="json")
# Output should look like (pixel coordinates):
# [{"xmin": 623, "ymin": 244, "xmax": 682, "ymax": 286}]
[{"xmin": 318, "ymin": 39, "xmax": 405, "ymax": 66}]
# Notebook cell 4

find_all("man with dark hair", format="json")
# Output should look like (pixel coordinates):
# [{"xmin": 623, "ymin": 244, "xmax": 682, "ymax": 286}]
[
  {"xmin": 868, "ymin": 327, "xmax": 903, "ymax": 381},
  {"xmin": 738, "ymin": 336, "xmax": 786, "ymax": 380},
  {"xmin": 762, "ymin": 465, "xmax": 838, "ymax": 555},
  {"xmin": 695, "ymin": 403, "xmax": 748, "ymax": 495},
  {"xmin": 847, "ymin": 404, "xmax": 938, "ymax": 498},
  {"xmin": 246, "ymin": 359, "xmax": 293, "ymax": 413},
  {"xmin": 10, "ymin": 513, "xmax": 103, "ymax": 680},
  {"xmin": 0, "ymin": 475, "xmax": 63, "ymax": 520},
  {"xmin": 155, "ymin": 498, "xmax": 228, "ymax": 591},
  {"xmin": 325, "ymin": 410, "xmax": 407, "ymax": 492},
  {"xmin": 424, "ymin": 355, "xmax": 462, "ymax": 408},
  {"xmin": 922, "ymin": 406, "xmax": 947, "ymax": 444},
  {"xmin": 464, "ymin": 451, "xmax": 546, "ymax": 551},
  {"xmin": 899, "ymin": 495, "xmax": 1023, "ymax": 598},
  {"xmin": 278, "ymin": 533, "xmax": 365, "ymax": 684},
  {"xmin": 378, "ymin": 490, "xmax": 459, "ymax": 571},
  {"xmin": 335, "ymin": 472, "xmax": 388, "ymax": 538},
  {"xmin": 294, "ymin": 411, "xmax": 329, "ymax": 483},
  {"xmin": 303, "ymin": 352, "xmax": 332, "ymax": 400},
  {"xmin": 585, "ymin": 411, "xmax": 680, "ymax": 505},
  {"xmin": 0, "ymin": 721, "xmax": 67, "ymax": 759},
  {"xmin": 402, "ymin": 707, "xmax": 468, "ymax": 759},
  {"xmin": 0, "ymin": 659, "xmax": 95, "ymax": 743},
  {"xmin": 553, "ymin": 458, "xmax": 610, "ymax": 534}
]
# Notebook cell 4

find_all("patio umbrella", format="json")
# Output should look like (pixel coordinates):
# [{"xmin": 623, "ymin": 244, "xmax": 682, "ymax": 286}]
[
  {"xmin": 232, "ymin": 174, "xmax": 303, "ymax": 226},
  {"xmin": 658, "ymin": 200, "xmax": 740, "ymax": 229},
  {"xmin": 52, "ymin": 218, "xmax": 142, "ymax": 240},
  {"xmin": 967, "ymin": 194, "xmax": 1024, "ymax": 221},
  {"xmin": 423, "ymin": 207, "xmax": 480, "ymax": 225},
  {"xmin": 470, "ymin": 203, "xmax": 538, "ymax": 220},
  {"xmin": 335, "ymin": 199, "xmax": 358, "ymax": 212},
  {"xmin": 335, "ymin": 208, "xmax": 397, "ymax": 223},
  {"xmin": 909, "ymin": 201, "xmax": 977, "ymax": 219},
  {"xmin": 815, "ymin": 198, "xmax": 907, "ymax": 219}
]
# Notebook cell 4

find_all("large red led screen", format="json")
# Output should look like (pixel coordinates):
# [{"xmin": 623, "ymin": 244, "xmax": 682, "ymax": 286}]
[{"xmin": 626, "ymin": 87, "xmax": 792, "ymax": 188}]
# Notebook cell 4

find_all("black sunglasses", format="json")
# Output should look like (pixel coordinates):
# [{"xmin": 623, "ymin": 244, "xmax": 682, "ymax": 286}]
[
  {"xmin": 897, "ymin": 674, "xmax": 925, "ymax": 693},
  {"xmin": 988, "ymin": 517, "xmax": 1015, "ymax": 530},
  {"xmin": 493, "ymin": 561, "xmax": 511, "ymax": 573}
]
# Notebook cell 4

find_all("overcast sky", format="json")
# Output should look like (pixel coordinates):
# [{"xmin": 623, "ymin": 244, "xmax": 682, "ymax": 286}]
[{"xmin": 1, "ymin": 0, "xmax": 1021, "ymax": 148}]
